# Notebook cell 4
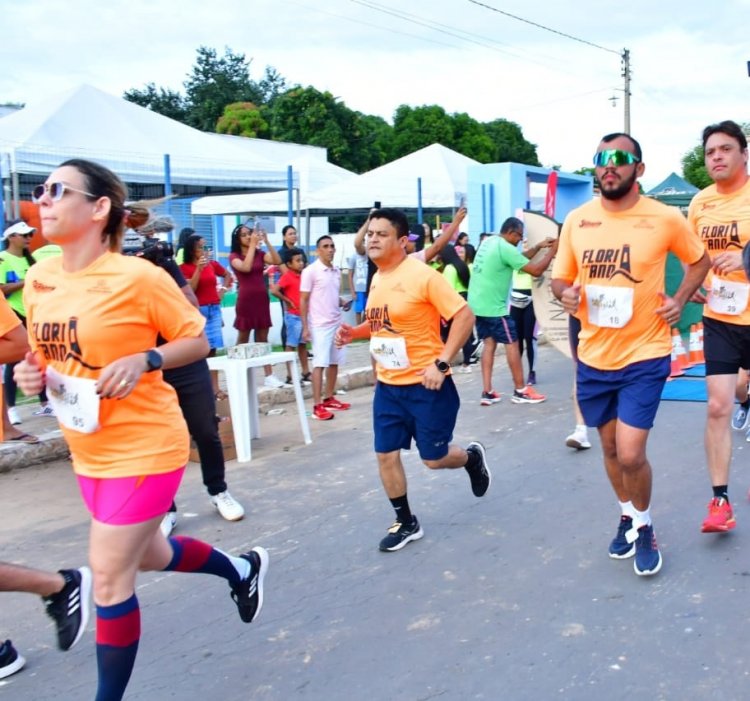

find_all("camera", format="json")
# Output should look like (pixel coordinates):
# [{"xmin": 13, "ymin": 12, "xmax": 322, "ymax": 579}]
[{"xmin": 122, "ymin": 230, "xmax": 174, "ymax": 267}]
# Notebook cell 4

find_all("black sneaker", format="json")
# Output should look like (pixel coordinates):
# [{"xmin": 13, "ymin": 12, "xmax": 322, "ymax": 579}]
[
  {"xmin": 0, "ymin": 640, "xmax": 25, "ymax": 680},
  {"xmin": 230, "ymin": 547, "xmax": 269, "ymax": 623},
  {"xmin": 379, "ymin": 517, "xmax": 424, "ymax": 552},
  {"xmin": 608, "ymin": 516, "xmax": 636, "ymax": 559},
  {"xmin": 465, "ymin": 441, "xmax": 491, "ymax": 497},
  {"xmin": 43, "ymin": 567, "xmax": 92, "ymax": 651}
]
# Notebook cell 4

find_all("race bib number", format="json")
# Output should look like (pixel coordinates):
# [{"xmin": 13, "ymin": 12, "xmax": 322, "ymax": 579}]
[
  {"xmin": 708, "ymin": 277, "xmax": 749, "ymax": 316},
  {"xmin": 370, "ymin": 336, "xmax": 410, "ymax": 370},
  {"xmin": 585, "ymin": 284, "xmax": 633, "ymax": 328},
  {"xmin": 45, "ymin": 366, "xmax": 101, "ymax": 434}
]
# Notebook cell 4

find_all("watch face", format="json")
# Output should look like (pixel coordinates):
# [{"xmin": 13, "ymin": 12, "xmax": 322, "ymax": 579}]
[{"xmin": 147, "ymin": 350, "xmax": 163, "ymax": 371}]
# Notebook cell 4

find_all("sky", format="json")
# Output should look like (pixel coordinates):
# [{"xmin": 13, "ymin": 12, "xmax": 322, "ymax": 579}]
[{"xmin": 2, "ymin": 0, "xmax": 749, "ymax": 190}]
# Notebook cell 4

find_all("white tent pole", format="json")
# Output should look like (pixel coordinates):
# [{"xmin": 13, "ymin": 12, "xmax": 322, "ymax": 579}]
[
  {"xmin": 305, "ymin": 209, "xmax": 311, "ymax": 255},
  {"xmin": 10, "ymin": 149, "xmax": 20, "ymax": 220}
]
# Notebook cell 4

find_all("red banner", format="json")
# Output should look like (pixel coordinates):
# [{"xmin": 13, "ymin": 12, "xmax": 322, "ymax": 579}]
[{"xmin": 544, "ymin": 171, "xmax": 558, "ymax": 218}]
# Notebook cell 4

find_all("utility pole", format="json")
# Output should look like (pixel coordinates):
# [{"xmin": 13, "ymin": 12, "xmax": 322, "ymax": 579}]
[{"xmin": 622, "ymin": 48, "xmax": 631, "ymax": 134}]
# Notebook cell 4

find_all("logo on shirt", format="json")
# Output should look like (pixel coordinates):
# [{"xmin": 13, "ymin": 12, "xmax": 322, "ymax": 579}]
[
  {"xmin": 634, "ymin": 219, "xmax": 655, "ymax": 230},
  {"xmin": 86, "ymin": 279, "xmax": 112, "ymax": 294},
  {"xmin": 366, "ymin": 304, "xmax": 400, "ymax": 334},
  {"xmin": 578, "ymin": 219, "xmax": 602, "ymax": 228},
  {"xmin": 581, "ymin": 244, "xmax": 642, "ymax": 283},
  {"xmin": 32, "ymin": 280, "xmax": 56, "ymax": 293},
  {"xmin": 700, "ymin": 221, "xmax": 742, "ymax": 251},
  {"xmin": 32, "ymin": 317, "xmax": 102, "ymax": 369}
]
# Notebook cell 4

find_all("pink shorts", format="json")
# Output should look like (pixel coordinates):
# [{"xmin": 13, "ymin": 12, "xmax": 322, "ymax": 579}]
[{"xmin": 76, "ymin": 467, "xmax": 185, "ymax": 525}]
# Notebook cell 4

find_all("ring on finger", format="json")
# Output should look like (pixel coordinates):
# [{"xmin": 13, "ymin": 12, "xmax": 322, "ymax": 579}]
[{"xmin": 118, "ymin": 379, "xmax": 129, "ymax": 389}]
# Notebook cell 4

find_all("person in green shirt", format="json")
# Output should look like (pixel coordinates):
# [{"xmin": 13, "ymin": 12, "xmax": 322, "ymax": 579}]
[
  {"xmin": 0, "ymin": 221, "xmax": 53, "ymax": 424},
  {"xmin": 467, "ymin": 216, "xmax": 556, "ymax": 406},
  {"xmin": 441, "ymin": 243, "xmax": 477, "ymax": 371}
]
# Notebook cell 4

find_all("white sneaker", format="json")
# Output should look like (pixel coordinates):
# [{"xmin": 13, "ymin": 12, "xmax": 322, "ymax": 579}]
[
  {"xmin": 7, "ymin": 407, "xmax": 21, "ymax": 426},
  {"xmin": 457, "ymin": 365, "xmax": 472, "ymax": 374},
  {"xmin": 565, "ymin": 428, "xmax": 591, "ymax": 450},
  {"xmin": 160, "ymin": 512, "xmax": 177, "ymax": 537},
  {"xmin": 264, "ymin": 375, "xmax": 285, "ymax": 389},
  {"xmin": 211, "ymin": 491, "xmax": 245, "ymax": 521},
  {"xmin": 32, "ymin": 404, "xmax": 56, "ymax": 417}
]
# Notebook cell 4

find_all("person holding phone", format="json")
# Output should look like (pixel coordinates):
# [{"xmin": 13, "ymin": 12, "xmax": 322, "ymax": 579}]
[{"xmin": 229, "ymin": 222, "xmax": 287, "ymax": 388}]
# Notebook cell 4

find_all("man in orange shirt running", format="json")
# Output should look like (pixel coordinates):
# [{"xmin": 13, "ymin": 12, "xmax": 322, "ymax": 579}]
[
  {"xmin": 688, "ymin": 120, "xmax": 750, "ymax": 533},
  {"xmin": 551, "ymin": 133, "xmax": 709, "ymax": 577},
  {"xmin": 335, "ymin": 207, "xmax": 491, "ymax": 552}
]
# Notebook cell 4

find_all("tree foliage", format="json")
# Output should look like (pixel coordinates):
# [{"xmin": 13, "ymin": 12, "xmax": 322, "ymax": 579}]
[
  {"xmin": 122, "ymin": 83, "xmax": 188, "ymax": 123},
  {"xmin": 216, "ymin": 102, "xmax": 269, "ymax": 138}
]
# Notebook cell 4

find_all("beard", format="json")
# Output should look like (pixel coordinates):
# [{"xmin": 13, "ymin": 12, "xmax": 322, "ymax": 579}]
[{"xmin": 597, "ymin": 169, "xmax": 638, "ymax": 201}]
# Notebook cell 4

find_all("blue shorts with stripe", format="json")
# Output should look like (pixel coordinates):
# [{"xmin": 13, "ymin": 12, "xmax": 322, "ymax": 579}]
[{"xmin": 475, "ymin": 315, "xmax": 517, "ymax": 344}]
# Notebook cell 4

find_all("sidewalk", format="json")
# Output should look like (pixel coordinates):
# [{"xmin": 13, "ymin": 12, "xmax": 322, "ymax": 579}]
[{"xmin": 0, "ymin": 341, "xmax": 378, "ymax": 474}]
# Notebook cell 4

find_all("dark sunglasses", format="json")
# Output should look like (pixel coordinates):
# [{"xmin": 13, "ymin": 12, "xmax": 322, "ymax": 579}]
[
  {"xmin": 593, "ymin": 149, "xmax": 640, "ymax": 167},
  {"xmin": 15, "ymin": 233, "xmax": 33, "ymax": 239},
  {"xmin": 31, "ymin": 182, "xmax": 96, "ymax": 204}
]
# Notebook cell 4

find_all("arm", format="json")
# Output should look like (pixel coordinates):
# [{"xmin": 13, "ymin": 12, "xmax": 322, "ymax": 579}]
[
  {"xmin": 180, "ymin": 283, "xmax": 199, "ymax": 309},
  {"xmin": 299, "ymin": 290, "xmax": 311, "ymax": 342},
  {"xmin": 420, "ymin": 304, "xmax": 475, "ymax": 390},
  {"xmin": 270, "ymin": 280, "xmax": 295, "ymax": 309},
  {"xmin": 423, "ymin": 207, "xmax": 467, "ymax": 263},
  {"xmin": 0, "ymin": 323, "xmax": 30, "ymax": 365},
  {"xmin": 354, "ymin": 212, "xmax": 374, "ymax": 255},
  {"xmin": 0, "ymin": 281, "xmax": 24, "ymax": 297},
  {"xmin": 551, "ymin": 278, "xmax": 581, "ymax": 315},
  {"xmin": 335, "ymin": 320, "xmax": 371, "ymax": 347},
  {"xmin": 521, "ymin": 239, "xmax": 558, "ymax": 278},
  {"xmin": 230, "ymin": 232, "xmax": 261, "ymax": 273},
  {"xmin": 655, "ymin": 251, "xmax": 712, "ymax": 323},
  {"xmin": 523, "ymin": 236, "xmax": 556, "ymax": 260},
  {"xmin": 261, "ymin": 232, "xmax": 282, "ymax": 265}
]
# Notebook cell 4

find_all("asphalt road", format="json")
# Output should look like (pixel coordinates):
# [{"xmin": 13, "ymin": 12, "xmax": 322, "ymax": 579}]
[{"xmin": 2, "ymin": 345, "xmax": 750, "ymax": 701}]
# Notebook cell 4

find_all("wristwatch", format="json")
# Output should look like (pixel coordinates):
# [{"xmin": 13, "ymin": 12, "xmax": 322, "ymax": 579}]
[
  {"xmin": 434, "ymin": 359, "xmax": 450, "ymax": 374},
  {"xmin": 145, "ymin": 349, "xmax": 164, "ymax": 372}
]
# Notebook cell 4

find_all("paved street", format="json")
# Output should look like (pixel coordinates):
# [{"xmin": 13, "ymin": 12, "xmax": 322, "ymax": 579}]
[{"xmin": 2, "ymin": 344, "xmax": 750, "ymax": 700}]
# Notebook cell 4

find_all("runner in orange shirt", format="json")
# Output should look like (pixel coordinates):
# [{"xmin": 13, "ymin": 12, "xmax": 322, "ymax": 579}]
[
  {"xmin": 552, "ymin": 133, "xmax": 709, "ymax": 577},
  {"xmin": 688, "ymin": 120, "xmax": 750, "ymax": 533},
  {"xmin": 335, "ymin": 207, "xmax": 491, "ymax": 552},
  {"xmin": 14, "ymin": 159, "xmax": 269, "ymax": 700}
]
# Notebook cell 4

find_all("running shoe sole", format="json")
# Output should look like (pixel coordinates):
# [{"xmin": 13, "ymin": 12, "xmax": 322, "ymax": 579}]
[
  {"xmin": 379, "ymin": 525, "xmax": 424, "ymax": 552},
  {"xmin": 466, "ymin": 441, "xmax": 492, "ymax": 497},
  {"xmin": 634, "ymin": 551, "xmax": 663, "ymax": 576}
]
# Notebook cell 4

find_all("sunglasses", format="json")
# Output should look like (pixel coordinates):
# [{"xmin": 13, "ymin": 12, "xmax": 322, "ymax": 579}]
[
  {"xmin": 14, "ymin": 233, "xmax": 33, "ymax": 239},
  {"xmin": 593, "ymin": 149, "xmax": 640, "ymax": 167},
  {"xmin": 31, "ymin": 182, "xmax": 96, "ymax": 204}
]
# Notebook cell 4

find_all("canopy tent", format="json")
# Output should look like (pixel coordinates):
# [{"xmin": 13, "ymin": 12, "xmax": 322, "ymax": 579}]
[
  {"xmin": 191, "ymin": 155, "xmax": 356, "ymax": 215},
  {"xmin": 191, "ymin": 143, "xmax": 479, "ymax": 216},
  {"xmin": 646, "ymin": 172, "xmax": 698, "ymax": 208},
  {"xmin": 0, "ymin": 84, "xmax": 292, "ymax": 191}
]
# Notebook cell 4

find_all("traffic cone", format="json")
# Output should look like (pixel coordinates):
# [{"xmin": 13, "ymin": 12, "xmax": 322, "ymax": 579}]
[
  {"xmin": 670, "ymin": 329, "xmax": 685, "ymax": 378},
  {"xmin": 688, "ymin": 324, "xmax": 704, "ymax": 365},
  {"xmin": 674, "ymin": 328, "xmax": 690, "ymax": 370}
]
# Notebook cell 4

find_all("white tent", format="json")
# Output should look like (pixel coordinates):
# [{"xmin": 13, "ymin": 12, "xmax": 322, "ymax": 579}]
[
  {"xmin": 305, "ymin": 143, "xmax": 479, "ymax": 211},
  {"xmin": 0, "ymin": 84, "xmax": 291, "ymax": 189},
  {"xmin": 191, "ymin": 157, "xmax": 356, "ymax": 215}
]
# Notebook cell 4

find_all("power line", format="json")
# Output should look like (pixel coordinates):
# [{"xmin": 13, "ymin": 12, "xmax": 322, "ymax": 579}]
[{"xmin": 466, "ymin": 0, "xmax": 620, "ymax": 55}]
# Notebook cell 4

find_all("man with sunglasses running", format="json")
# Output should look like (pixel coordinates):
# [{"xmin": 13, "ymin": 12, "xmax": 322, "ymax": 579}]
[
  {"xmin": 688, "ymin": 120, "xmax": 750, "ymax": 534},
  {"xmin": 551, "ymin": 133, "xmax": 709, "ymax": 577}
]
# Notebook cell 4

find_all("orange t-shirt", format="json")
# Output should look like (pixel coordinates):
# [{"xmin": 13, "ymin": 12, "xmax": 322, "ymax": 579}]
[
  {"xmin": 688, "ymin": 178, "xmax": 750, "ymax": 325},
  {"xmin": 366, "ymin": 255, "xmax": 466, "ymax": 385},
  {"xmin": 553, "ymin": 197, "xmax": 705, "ymax": 371},
  {"xmin": 23, "ymin": 252, "xmax": 206, "ymax": 478}
]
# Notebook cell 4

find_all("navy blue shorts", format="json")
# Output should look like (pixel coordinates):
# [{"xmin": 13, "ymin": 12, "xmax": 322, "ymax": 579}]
[
  {"xmin": 373, "ymin": 377, "xmax": 460, "ymax": 461},
  {"xmin": 576, "ymin": 356, "xmax": 670, "ymax": 430},
  {"xmin": 476, "ymin": 315, "xmax": 517, "ymax": 344}
]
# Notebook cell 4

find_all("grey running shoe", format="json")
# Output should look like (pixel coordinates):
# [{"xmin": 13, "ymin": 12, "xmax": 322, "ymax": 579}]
[{"xmin": 732, "ymin": 401, "xmax": 750, "ymax": 431}]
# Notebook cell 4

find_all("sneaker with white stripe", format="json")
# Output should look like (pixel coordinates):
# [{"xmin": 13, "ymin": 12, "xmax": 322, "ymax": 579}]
[{"xmin": 43, "ymin": 567, "xmax": 92, "ymax": 650}]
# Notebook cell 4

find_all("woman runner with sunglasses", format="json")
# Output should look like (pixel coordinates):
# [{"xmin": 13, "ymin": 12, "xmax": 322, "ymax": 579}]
[{"xmin": 15, "ymin": 160, "xmax": 269, "ymax": 701}]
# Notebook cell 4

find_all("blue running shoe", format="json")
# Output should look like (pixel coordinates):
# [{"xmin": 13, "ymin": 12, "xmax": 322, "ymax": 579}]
[
  {"xmin": 609, "ymin": 516, "xmax": 636, "ymax": 559},
  {"xmin": 634, "ymin": 524, "xmax": 662, "ymax": 576}
]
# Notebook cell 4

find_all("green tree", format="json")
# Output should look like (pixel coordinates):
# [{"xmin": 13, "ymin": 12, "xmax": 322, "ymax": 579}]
[
  {"xmin": 452, "ymin": 112, "xmax": 495, "ymax": 162},
  {"xmin": 123, "ymin": 83, "xmax": 188, "ymax": 123},
  {"xmin": 216, "ymin": 102, "xmax": 269, "ymax": 138},
  {"xmin": 352, "ymin": 114, "xmax": 393, "ymax": 170},
  {"xmin": 482, "ymin": 118, "xmax": 540, "ymax": 165},
  {"xmin": 257, "ymin": 66, "xmax": 288, "ymax": 106},
  {"xmin": 270, "ymin": 86, "xmax": 372, "ymax": 172},
  {"xmin": 681, "ymin": 146, "xmax": 711, "ymax": 190},
  {"xmin": 392, "ymin": 105, "xmax": 454, "ymax": 157},
  {"xmin": 183, "ymin": 46, "xmax": 262, "ymax": 131}
]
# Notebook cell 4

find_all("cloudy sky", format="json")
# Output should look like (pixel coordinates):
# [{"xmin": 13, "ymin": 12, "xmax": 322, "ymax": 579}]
[{"xmin": 2, "ymin": 0, "xmax": 749, "ymax": 189}]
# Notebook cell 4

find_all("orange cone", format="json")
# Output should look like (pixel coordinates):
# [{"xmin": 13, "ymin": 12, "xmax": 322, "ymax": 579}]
[
  {"xmin": 674, "ymin": 328, "xmax": 690, "ymax": 370},
  {"xmin": 670, "ymin": 329, "xmax": 685, "ymax": 378},
  {"xmin": 688, "ymin": 324, "xmax": 704, "ymax": 365}
]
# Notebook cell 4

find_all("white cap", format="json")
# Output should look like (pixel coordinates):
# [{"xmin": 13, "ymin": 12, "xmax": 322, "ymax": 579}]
[{"xmin": 2, "ymin": 220, "xmax": 36, "ymax": 240}]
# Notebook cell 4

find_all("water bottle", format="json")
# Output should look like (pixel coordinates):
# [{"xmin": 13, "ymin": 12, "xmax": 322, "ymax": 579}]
[{"xmin": 6, "ymin": 271, "xmax": 17, "ymax": 283}]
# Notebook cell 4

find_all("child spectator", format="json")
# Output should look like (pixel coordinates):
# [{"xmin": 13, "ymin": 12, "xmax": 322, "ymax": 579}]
[{"xmin": 270, "ymin": 249, "xmax": 311, "ymax": 385}]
